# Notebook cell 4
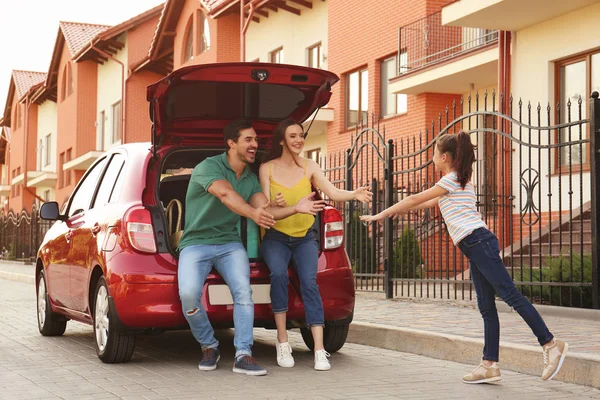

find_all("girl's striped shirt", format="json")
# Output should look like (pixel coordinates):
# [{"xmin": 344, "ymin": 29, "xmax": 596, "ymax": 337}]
[{"xmin": 435, "ymin": 171, "xmax": 487, "ymax": 245}]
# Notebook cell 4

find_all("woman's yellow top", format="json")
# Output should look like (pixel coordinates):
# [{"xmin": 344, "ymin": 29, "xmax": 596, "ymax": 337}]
[{"xmin": 269, "ymin": 161, "xmax": 315, "ymax": 237}]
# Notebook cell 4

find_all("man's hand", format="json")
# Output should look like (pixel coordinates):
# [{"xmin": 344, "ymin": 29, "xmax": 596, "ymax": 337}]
[
  {"xmin": 354, "ymin": 186, "xmax": 373, "ymax": 203},
  {"xmin": 294, "ymin": 192, "xmax": 327, "ymax": 216},
  {"xmin": 251, "ymin": 202, "xmax": 276, "ymax": 229},
  {"xmin": 275, "ymin": 192, "xmax": 287, "ymax": 207}
]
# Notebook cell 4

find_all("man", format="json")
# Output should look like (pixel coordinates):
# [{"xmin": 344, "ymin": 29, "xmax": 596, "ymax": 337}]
[{"xmin": 177, "ymin": 119, "xmax": 324, "ymax": 376}]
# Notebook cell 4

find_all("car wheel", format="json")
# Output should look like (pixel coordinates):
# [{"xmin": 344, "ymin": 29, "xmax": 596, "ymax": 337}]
[
  {"xmin": 37, "ymin": 270, "xmax": 67, "ymax": 336},
  {"xmin": 93, "ymin": 277, "xmax": 136, "ymax": 363},
  {"xmin": 300, "ymin": 322, "xmax": 350, "ymax": 354}
]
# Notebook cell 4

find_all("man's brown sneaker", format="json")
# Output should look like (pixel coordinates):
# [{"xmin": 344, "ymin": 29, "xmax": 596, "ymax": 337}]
[
  {"xmin": 462, "ymin": 362, "xmax": 502, "ymax": 384},
  {"xmin": 542, "ymin": 339, "xmax": 568, "ymax": 381}
]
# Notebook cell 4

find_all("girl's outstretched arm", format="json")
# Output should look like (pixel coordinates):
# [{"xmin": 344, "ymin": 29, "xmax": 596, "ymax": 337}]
[
  {"xmin": 360, "ymin": 185, "xmax": 447, "ymax": 223},
  {"xmin": 308, "ymin": 159, "xmax": 373, "ymax": 202}
]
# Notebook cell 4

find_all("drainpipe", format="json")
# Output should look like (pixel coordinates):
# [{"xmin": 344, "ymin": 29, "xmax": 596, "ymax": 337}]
[
  {"xmin": 89, "ymin": 41, "xmax": 127, "ymax": 144},
  {"xmin": 498, "ymin": 31, "xmax": 512, "ymax": 247},
  {"xmin": 240, "ymin": 0, "xmax": 257, "ymax": 61}
]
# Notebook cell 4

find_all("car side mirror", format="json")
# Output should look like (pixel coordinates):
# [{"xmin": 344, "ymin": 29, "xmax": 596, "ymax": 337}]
[{"xmin": 40, "ymin": 202, "xmax": 66, "ymax": 221}]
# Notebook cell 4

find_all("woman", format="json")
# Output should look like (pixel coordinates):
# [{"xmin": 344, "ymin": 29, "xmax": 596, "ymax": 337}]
[
  {"xmin": 259, "ymin": 119, "xmax": 372, "ymax": 371},
  {"xmin": 360, "ymin": 132, "xmax": 568, "ymax": 383}
]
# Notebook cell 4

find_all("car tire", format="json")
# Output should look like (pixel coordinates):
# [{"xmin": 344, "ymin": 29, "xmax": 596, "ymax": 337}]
[
  {"xmin": 37, "ymin": 270, "xmax": 67, "ymax": 336},
  {"xmin": 300, "ymin": 322, "xmax": 349, "ymax": 354},
  {"xmin": 93, "ymin": 277, "xmax": 136, "ymax": 363}
]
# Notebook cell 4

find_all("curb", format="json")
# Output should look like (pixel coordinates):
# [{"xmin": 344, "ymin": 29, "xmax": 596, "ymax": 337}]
[{"xmin": 347, "ymin": 321, "xmax": 600, "ymax": 389}]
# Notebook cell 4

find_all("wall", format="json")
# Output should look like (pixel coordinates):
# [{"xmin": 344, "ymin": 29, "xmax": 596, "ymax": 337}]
[
  {"xmin": 36, "ymin": 100, "xmax": 58, "ymax": 174},
  {"xmin": 96, "ymin": 35, "xmax": 128, "ymax": 150},
  {"xmin": 508, "ymin": 2, "xmax": 600, "ymax": 214},
  {"xmin": 327, "ymin": 0, "xmax": 461, "ymax": 158},
  {"xmin": 245, "ymin": 0, "xmax": 328, "ymax": 69}
]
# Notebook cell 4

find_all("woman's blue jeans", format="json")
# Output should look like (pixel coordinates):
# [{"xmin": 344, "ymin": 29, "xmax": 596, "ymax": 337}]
[
  {"xmin": 260, "ymin": 228, "xmax": 324, "ymax": 327},
  {"xmin": 458, "ymin": 228, "xmax": 554, "ymax": 362}
]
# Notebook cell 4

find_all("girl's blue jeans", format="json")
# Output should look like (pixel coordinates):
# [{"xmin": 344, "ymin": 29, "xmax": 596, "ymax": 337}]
[{"xmin": 458, "ymin": 227, "xmax": 554, "ymax": 361}]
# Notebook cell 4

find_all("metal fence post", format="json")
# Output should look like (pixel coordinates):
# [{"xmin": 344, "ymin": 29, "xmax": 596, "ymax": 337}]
[
  {"xmin": 385, "ymin": 139, "xmax": 394, "ymax": 299},
  {"xmin": 345, "ymin": 149, "xmax": 353, "ymax": 260},
  {"xmin": 589, "ymin": 91, "xmax": 600, "ymax": 309},
  {"xmin": 370, "ymin": 178, "xmax": 378, "ymax": 275}
]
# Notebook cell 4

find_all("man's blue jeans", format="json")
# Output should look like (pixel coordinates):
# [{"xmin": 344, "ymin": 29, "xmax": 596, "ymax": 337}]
[
  {"xmin": 458, "ymin": 227, "xmax": 554, "ymax": 362},
  {"xmin": 178, "ymin": 242, "xmax": 254, "ymax": 358},
  {"xmin": 260, "ymin": 228, "xmax": 324, "ymax": 327}
]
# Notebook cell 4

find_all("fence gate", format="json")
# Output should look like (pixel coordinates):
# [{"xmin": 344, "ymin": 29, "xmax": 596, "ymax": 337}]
[{"xmin": 328, "ymin": 92, "xmax": 599, "ymax": 309}]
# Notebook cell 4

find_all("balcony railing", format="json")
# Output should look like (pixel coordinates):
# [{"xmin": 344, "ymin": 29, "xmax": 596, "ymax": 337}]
[{"xmin": 398, "ymin": 11, "xmax": 498, "ymax": 75}]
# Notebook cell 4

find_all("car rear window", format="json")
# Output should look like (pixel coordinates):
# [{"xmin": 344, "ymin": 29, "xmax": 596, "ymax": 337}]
[{"xmin": 165, "ymin": 81, "xmax": 306, "ymax": 122}]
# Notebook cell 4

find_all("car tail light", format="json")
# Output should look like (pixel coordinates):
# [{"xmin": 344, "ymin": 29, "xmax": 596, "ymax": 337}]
[
  {"xmin": 323, "ymin": 207, "xmax": 344, "ymax": 250},
  {"xmin": 124, "ymin": 207, "xmax": 157, "ymax": 253}
]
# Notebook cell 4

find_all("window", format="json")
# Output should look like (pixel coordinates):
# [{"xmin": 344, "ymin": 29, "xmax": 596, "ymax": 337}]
[
  {"xmin": 44, "ymin": 190, "xmax": 50, "ymax": 202},
  {"xmin": 308, "ymin": 43, "xmax": 321, "ymax": 68},
  {"xmin": 346, "ymin": 68, "xmax": 368, "ymax": 128},
  {"xmin": 59, "ymin": 152, "xmax": 64, "ymax": 188},
  {"xmin": 67, "ymin": 158, "xmax": 107, "ymax": 217},
  {"xmin": 183, "ymin": 16, "xmax": 194, "ymax": 63},
  {"xmin": 14, "ymin": 103, "xmax": 22, "ymax": 130},
  {"xmin": 61, "ymin": 62, "xmax": 73, "ymax": 101},
  {"xmin": 270, "ymin": 47, "xmax": 284, "ymax": 64},
  {"xmin": 38, "ymin": 139, "xmax": 43, "ymax": 169},
  {"xmin": 93, "ymin": 154, "xmax": 125, "ymax": 207},
  {"xmin": 16, "ymin": 167, "xmax": 20, "ymax": 197},
  {"xmin": 305, "ymin": 148, "xmax": 321, "ymax": 163},
  {"xmin": 197, "ymin": 11, "xmax": 210, "ymax": 54},
  {"xmin": 398, "ymin": 49, "xmax": 409, "ymax": 75},
  {"xmin": 44, "ymin": 134, "xmax": 51, "ymax": 167},
  {"xmin": 112, "ymin": 101, "xmax": 122, "ymax": 143},
  {"xmin": 381, "ymin": 55, "xmax": 407, "ymax": 117},
  {"xmin": 65, "ymin": 149, "xmax": 72, "ymax": 186},
  {"xmin": 555, "ymin": 50, "xmax": 600, "ymax": 169},
  {"xmin": 98, "ymin": 110, "xmax": 106, "ymax": 151}
]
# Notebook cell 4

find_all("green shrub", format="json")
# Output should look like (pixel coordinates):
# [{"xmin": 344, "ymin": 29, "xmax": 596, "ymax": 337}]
[
  {"xmin": 393, "ymin": 228, "xmax": 423, "ymax": 279},
  {"xmin": 347, "ymin": 212, "xmax": 376, "ymax": 274},
  {"xmin": 511, "ymin": 254, "xmax": 592, "ymax": 308}
]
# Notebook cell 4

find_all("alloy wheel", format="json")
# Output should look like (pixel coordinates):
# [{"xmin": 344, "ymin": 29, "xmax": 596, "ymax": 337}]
[{"xmin": 94, "ymin": 285, "xmax": 110, "ymax": 352}]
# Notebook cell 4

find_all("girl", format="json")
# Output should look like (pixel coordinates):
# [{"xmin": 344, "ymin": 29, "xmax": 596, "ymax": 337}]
[
  {"xmin": 360, "ymin": 131, "xmax": 568, "ymax": 384},
  {"xmin": 259, "ymin": 119, "xmax": 372, "ymax": 371}
]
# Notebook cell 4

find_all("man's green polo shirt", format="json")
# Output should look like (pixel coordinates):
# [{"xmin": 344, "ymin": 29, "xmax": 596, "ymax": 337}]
[{"xmin": 178, "ymin": 152, "xmax": 262, "ymax": 249}]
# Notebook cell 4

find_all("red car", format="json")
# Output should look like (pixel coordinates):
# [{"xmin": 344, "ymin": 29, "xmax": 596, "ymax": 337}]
[{"xmin": 37, "ymin": 63, "xmax": 355, "ymax": 363}]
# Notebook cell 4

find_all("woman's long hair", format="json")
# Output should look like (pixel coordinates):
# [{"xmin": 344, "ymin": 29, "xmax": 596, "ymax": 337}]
[
  {"xmin": 262, "ymin": 119, "xmax": 304, "ymax": 167},
  {"xmin": 436, "ymin": 131, "xmax": 475, "ymax": 189}
]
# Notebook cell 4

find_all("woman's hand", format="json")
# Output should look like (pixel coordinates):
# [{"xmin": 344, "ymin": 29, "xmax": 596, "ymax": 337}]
[
  {"xmin": 353, "ymin": 186, "xmax": 373, "ymax": 203},
  {"xmin": 275, "ymin": 192, "xmax": 287, "ymax": 207}
]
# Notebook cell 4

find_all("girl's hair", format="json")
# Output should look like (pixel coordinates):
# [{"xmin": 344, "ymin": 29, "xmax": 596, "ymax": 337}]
[
  {"xmin": 436, "ymin": 131, "xmax": 475, "ymax": 189},
  {"xmin": 262, "ymin": 119, "xmax": 304, "ymax": 167}
]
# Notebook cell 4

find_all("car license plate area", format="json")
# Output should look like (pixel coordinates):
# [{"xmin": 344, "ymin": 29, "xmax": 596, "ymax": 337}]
[{"xmin": 208, "ymin": 284, "xmax": 271, "ymax": 305}]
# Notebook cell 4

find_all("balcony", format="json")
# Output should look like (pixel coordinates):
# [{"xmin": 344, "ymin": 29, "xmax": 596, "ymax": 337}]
[
  {"xmin": 442, "ymin": 0, "xmax": 598, "ymax": 31},
  {"xmin": 390, "ymin": 11, "xmax": 498, "ymax": 95},
  {"xmin": 0, "ymin": 185, "xmax": 10, "ymax": 196},
  {"xmin": 28, "ymin": 171, "xmax": 57, "ymax": 188},
  {"xmin": 64, "ymin": 151, "xmax": 103, "ymax": 171}
]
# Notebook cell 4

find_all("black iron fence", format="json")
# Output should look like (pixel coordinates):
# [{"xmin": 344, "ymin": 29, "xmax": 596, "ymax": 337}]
[
  {"xmin": 398, "ymin": 10, "xmax": 498, "ymax": 75},
  {"xmin": 0, "ymin": 204, "xmax": 52, "ymax": 263},
  {"xmin": 323, "ymin": 92, "xmax": 600, "ymax": 309}
]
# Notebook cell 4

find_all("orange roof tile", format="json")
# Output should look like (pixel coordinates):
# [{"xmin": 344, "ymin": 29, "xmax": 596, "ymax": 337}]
[
  {"xmin": 200, "ymin": 0, "xmax": 231, "ymax": 11},
  {"xmin": 12, "ymin": 70, "xmax": 47, "ymax": 100},
  {"xmin": 59, "ymin": 21, "xmax": 111, "ymax": 56}
]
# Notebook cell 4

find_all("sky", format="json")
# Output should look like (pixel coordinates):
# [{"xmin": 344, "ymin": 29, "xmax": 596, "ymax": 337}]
[{"xmin": 0, "ymin": 0, "xmax": 166, "ymax": 109}]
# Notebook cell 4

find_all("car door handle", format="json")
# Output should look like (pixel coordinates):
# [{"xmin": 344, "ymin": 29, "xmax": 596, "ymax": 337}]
[
  {"xmin": 91, "ymin": 224, "xmax": 101, "ymax": 235},
  {"xmin": 65, "ymin": 231, "xmax": 73, "ymax": 242}
]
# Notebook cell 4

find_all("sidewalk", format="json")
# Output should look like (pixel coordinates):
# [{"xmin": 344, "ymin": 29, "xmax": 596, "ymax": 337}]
[{"xmin": 2, "ymin": 261, "xmax": 599, "ymax": 389}]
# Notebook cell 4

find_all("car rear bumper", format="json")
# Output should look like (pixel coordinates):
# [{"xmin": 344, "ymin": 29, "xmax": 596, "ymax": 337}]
[{"xmin": 109, "ymin": 266, "xmax": 355, "ymax": 330}]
